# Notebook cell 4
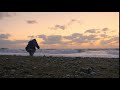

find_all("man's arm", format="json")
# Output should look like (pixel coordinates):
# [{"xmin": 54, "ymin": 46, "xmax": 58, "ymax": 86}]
[
  {"xmin": 35, "ymin": 41, "xmax": 40, "ymax": 49},
  {"xmin": 36, "ymin": 45, "xmax": 40, "ymax": 49}
]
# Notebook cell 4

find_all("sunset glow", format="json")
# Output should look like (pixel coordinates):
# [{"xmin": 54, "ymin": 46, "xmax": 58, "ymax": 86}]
[{"xmin": 0, "ymin": 12, "xmax": 119, "ymax": 49}]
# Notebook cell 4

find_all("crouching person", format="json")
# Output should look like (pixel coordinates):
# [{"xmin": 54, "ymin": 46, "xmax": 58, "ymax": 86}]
[{"xmin": 26, "ymin": 39, "xmax": 40, "ymax": 56}]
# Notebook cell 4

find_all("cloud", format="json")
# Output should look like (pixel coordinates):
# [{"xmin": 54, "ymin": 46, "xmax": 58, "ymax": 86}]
[
  {"xmin": 64, "ymin": 33, "xmax": 99, "ymax": 43},
  {"xmin": 37, "ymin": 33, "xmax": 100, "ymax": 45},
  {"xmin": 110, "ymin": 36, "xmax": 119, "ymax": 43},
  {"xmin": 33, "ymin": 27, "xmax": 117, "ymax": 48},
  {"xmin": 71, "ymin": 19, "xmax": 80, "ymax": 23},
  {"xmin": 0, "ymin": 34, "xmax": 11, "ymax": 39},
  {"xmin": 97, "ymin": 31, "xmax": 101, "ymax": 33},
  {"xmin": 28, "ymin": 35, "xmax": 36, "ymax": 39},
  {"xmin": 0, "ymin": 39, "xmax": 28, "ymax": 48},
  {"xmin": 100, "ymin": 40, "xmax": 111, "ymax": 45},
  {"xmin": 44, "ymin": 35, "xmax": 62, "ymax": 44},
  {"xmin": 100, "ymin": 34, "xmax": 108, "ymax": 38},
  {"xmin": 38, "ymin": 35, "xmax": 62, "ymax": 44},
  {"xmin": 85, "ymin": 29, "xmax": 99, "ymax": 33},
  {"xmin": 85, "ymin": 35, "xmax": 99, "ymax": 41},
  {"xmin": 13, "ymin": 40, "xmax": 28, "ymax": 44},
  {"xmin": 84, "ymin": 28, "xmax": 110, "ymax": 34},
  {"xmin": 0, "ymin": 33, "xmax": 29, "ymax": 48},
  {"xmin": 0, "ymin": 39, "xmax": 12, "ymax": 44},
  {"xmin": 64, "ymin": 33, "xmax": 83, "ymax": 40},
  {"xmin": 102, "ymin": 28, "xmax": 109, "ymax": 31},
  {"xmin": 49, "ymin": 25, "xmax": 66, "ymax": 30},
  {"xmin": 37, "ymin": 34, "xmax": 46, "ymax": 40},
  {"xmin": 0, "ymin": 39, "xmax": 28, "ymax": 44},
  {"xmin": 49, "ymin": 19, "xmax": 81, "ymax": 30},
  {"xmin": 72, "ymin": 34, "xmax": 99, "ymax": 43},
  {"xmin": 72, "ymin": 33, "xmax": 83, "ymax": 38},
  {"xmin": 26, "ymin": 20, "xmax": 37, "ymax": 24},
  {"xmin": 55, "ymin": 25, "xmax": 66, "ymax": 30},
  {"xmin": 37, "ymin": 33, "xmax": 87, "ymax": 45},
  {"xmin": 68, "ymin": 19, "xmax": 81, "ymax": 25},
  {"xmin": 100, "ymin": 36, "xmax": 119, "ymax": 45},
  {"xmin": 0, "ymin": 12, "xmax": 16, "ymax": 19}
]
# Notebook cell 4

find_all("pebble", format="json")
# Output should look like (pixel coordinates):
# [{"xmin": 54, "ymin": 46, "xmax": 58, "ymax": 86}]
[
  {"xmin": 11, "ymin": 69, "xmax": 16, "ymax": 72},
  {"xmin": 5, "ymin": 58, "xmax": 9, "ymax": 60},
  {"xmin": 66, "ymin": 74, "xmax": 71, "ymax": 77},
  {"xmin": 79, "ymin": 67, "xmax": 96, "ymax": 76},
  {"xmin": 90, "ymin": 72, "xmax": 96, "ymax": 75},
  {"xmin": 80, "ymin": 72, "xmax": 86, "ymax": 76},
  {"xmin": 33, "ymin": 67, "xmax": 37, "ymax": 69}
]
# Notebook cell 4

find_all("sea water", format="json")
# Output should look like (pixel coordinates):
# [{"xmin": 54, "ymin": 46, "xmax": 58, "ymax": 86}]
[{"xmin": 0, "ymin": 48, "xmax": 119, "ymax": 58}]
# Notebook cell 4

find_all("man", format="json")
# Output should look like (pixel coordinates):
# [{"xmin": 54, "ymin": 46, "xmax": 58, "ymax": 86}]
[{"xmin": 25, "ymin": 39, "xmax": 40, "ymax": 56}]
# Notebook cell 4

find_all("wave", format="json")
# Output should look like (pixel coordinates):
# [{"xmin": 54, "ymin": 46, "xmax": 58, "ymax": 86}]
[{"xmin": 0, "ymin": 48, "xmax": 119, "ymax": 58}]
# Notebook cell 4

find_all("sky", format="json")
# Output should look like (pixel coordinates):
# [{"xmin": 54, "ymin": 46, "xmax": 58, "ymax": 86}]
[{"xmin": 0, "ymin": 12, "xmax": 119, "ymax": 49}]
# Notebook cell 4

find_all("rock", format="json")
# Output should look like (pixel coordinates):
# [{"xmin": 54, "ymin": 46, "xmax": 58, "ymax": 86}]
[
  {"xmin": 33, "ymin": 67, "xmax": 37, "ymax": 69},
  {"xmin": 10, "ymin": 69, "xmax": 16, "ymax": 75},
  {"xmin": 74, "ymin": 75, "xmax": 79, "ymax": 77},
  {"xmin": 90, "ymin": 72, "xmax": 96, "ymax": 75},
  {"xmin": 75, "ymin": 71, "xmax": 78, "ymax": 73},
  {"xmin": 80, "ymin": 67, "xmax": 95, "ymax": 75},
  {"xmin": 80, "ymin": 72, "xmax": 86, "ymax": 76},
  {"xmin": 66, "ymin": 74, "xmax": 71, "ymax": 77},
  {"xmin": 11, "ymin": 69, "xmax": 16, "ymax": 72},
  {"xmin": 5, "ymin": 58, "xmax": 9, "ymax": 60}
]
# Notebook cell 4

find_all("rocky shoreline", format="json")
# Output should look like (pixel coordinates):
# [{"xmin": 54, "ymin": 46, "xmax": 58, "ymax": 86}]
[{"xmin": 0, "ymin": 55, "xmax": 119, "ymax": 78}]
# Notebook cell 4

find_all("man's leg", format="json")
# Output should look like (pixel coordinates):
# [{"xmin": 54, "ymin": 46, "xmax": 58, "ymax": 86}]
[
  {"xmin": 30, "ymin": 52, "xmax": 34, "ymax": 56},
  {"xmin": 29, "ymin": 49, "xmax": 35, "ymax": 56},
  {"xmin": 29, "ymin": 52, "xmax": 33, "ymax": 56}
]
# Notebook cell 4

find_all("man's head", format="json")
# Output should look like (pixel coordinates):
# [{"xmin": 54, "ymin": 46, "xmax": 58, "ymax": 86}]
[{"xmin": 33, "ymin": 39, "xmax": 36, "ymax": 42}]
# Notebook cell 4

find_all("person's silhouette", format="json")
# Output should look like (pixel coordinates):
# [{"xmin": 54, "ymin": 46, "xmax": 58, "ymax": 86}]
[{"xmin": 25, "ymin": 39, "xmax": 40, "ymax": 56}]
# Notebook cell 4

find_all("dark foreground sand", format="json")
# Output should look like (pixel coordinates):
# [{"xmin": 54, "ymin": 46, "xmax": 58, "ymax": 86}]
[{"xmin": 0, "ymin": 55, "xmax": 119, "ymax": 78}]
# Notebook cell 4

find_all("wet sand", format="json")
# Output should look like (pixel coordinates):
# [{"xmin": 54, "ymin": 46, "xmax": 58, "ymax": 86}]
[{"xmin": 0, "ymin": 55, "xmax": 119, "ymax": 78}]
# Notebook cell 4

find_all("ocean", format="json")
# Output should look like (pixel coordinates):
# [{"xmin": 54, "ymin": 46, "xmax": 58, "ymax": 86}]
[{"xmin": 0, "ymin": 48, "xmax": 119, "ymax": 58}]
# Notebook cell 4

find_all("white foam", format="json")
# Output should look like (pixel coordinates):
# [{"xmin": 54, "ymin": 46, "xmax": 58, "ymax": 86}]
[{"xmin": 0, "ymin": 49, "xmax": 119, "ymax": 58}]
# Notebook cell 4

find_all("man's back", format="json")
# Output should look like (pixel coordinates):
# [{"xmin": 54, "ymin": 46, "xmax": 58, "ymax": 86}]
[{"xmin": 26, "ymin": 39, "xmax": 40, "ymax": 50}]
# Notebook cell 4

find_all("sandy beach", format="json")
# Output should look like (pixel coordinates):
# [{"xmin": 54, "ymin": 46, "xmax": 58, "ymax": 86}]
[{"xmin": 0, "ymin": 55, "xmax": 119, "ymax": 78}]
